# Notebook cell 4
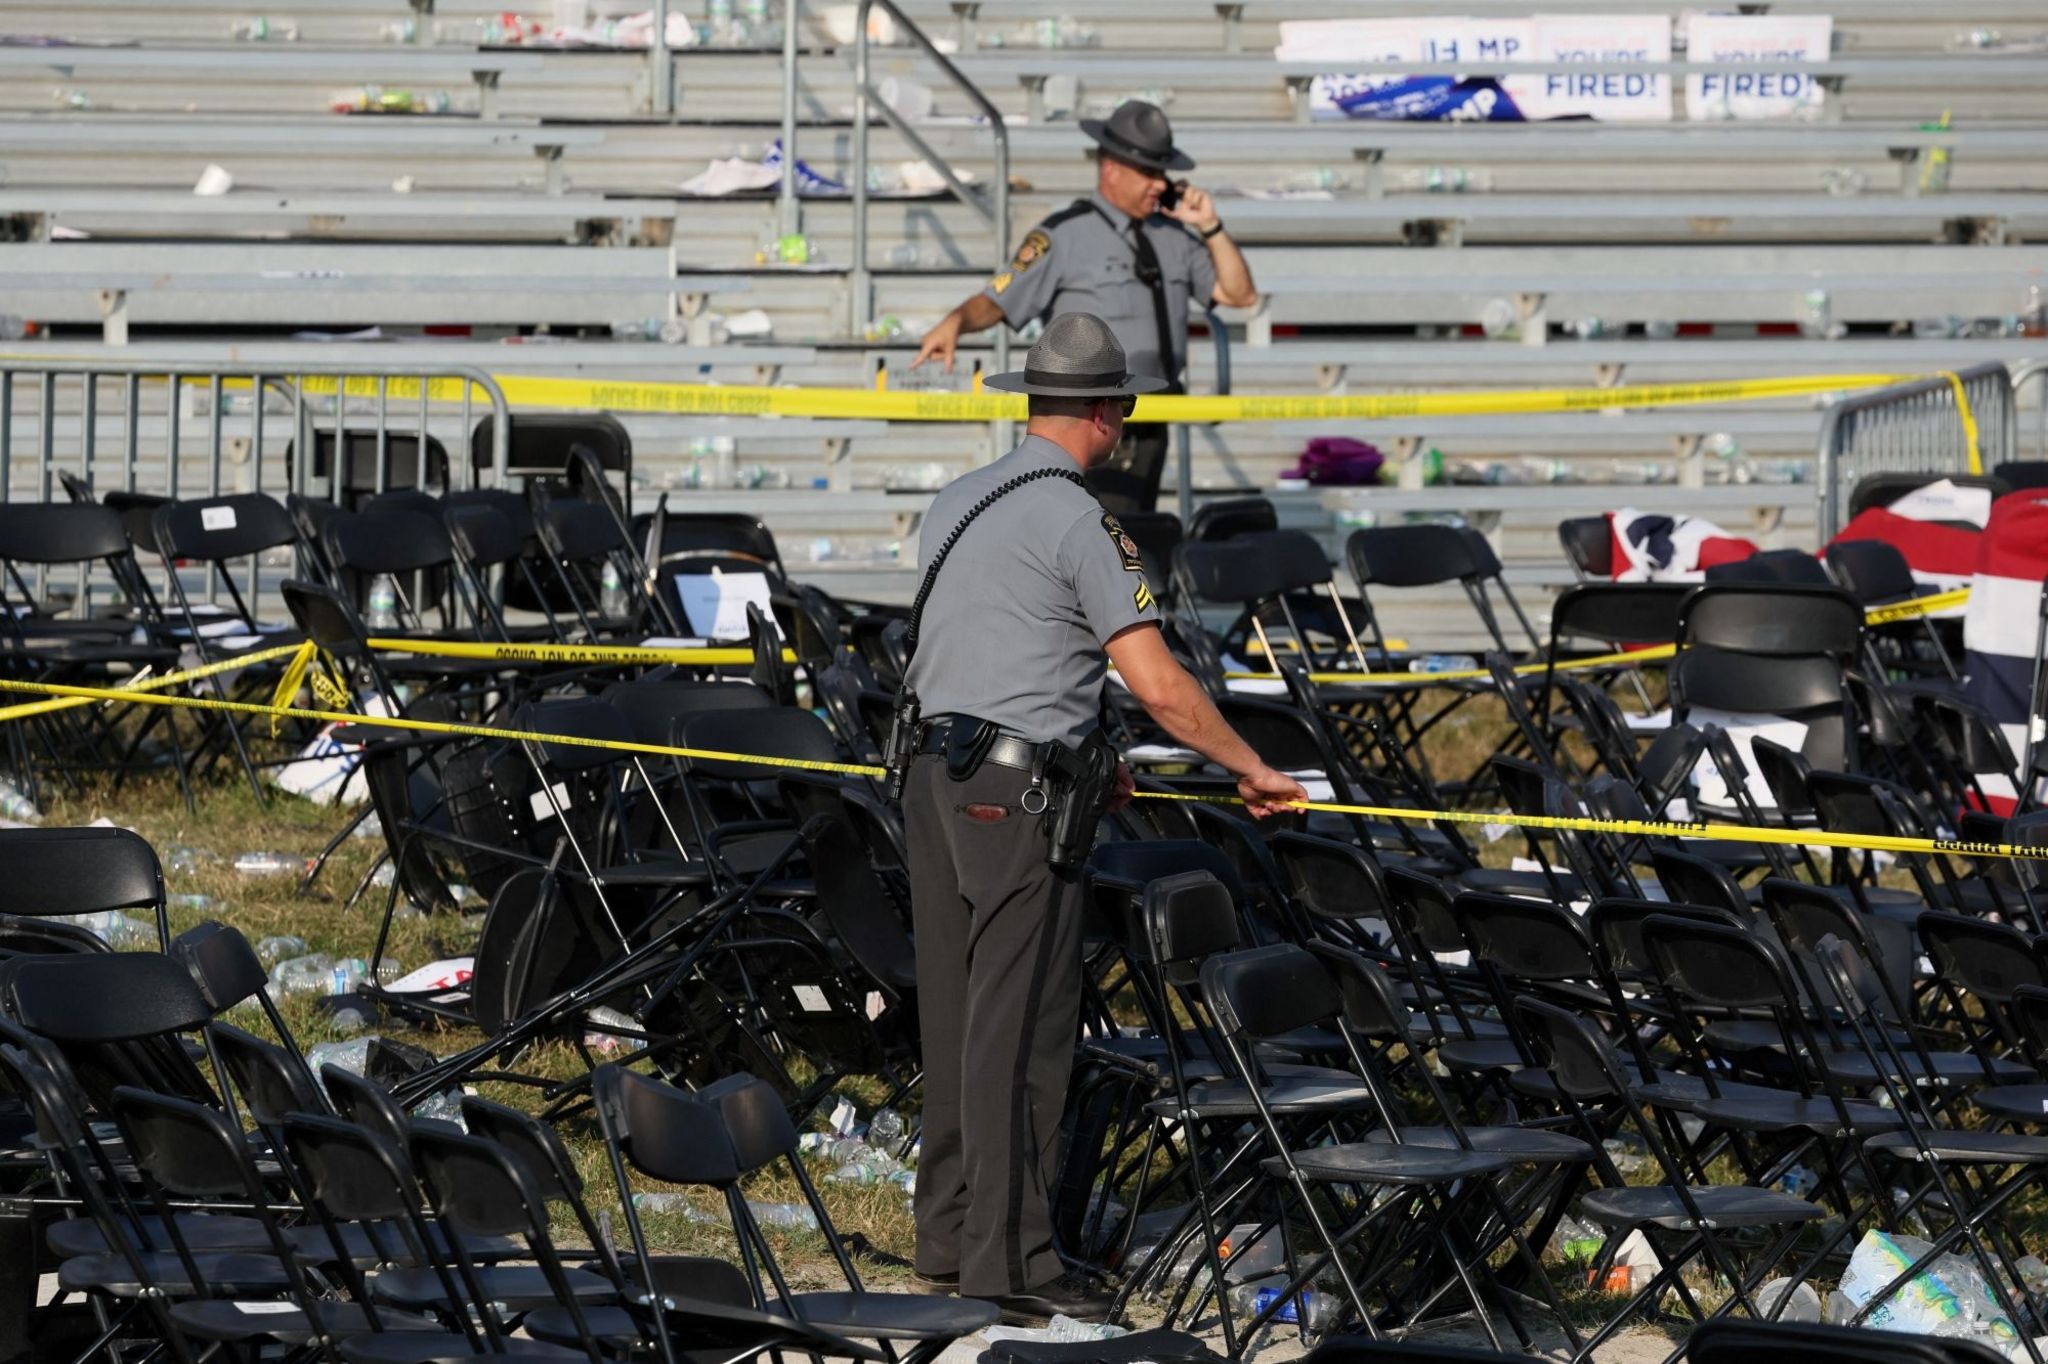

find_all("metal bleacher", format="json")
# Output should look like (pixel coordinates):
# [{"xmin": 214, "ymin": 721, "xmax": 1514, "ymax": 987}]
[{"xmin": 3, "ymin": 0, "xmax": 2048, "ymax": 631}]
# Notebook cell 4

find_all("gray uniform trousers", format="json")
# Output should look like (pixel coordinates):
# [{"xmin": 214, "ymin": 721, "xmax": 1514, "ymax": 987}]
[{"xmin": 903, "ymin": 752, "xmax": 1086, "ymax": 1297}]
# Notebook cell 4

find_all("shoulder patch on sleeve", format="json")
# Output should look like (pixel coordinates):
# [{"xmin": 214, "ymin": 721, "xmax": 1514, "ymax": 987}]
[
  {"xmin": 1134, "ymin": 580, "xmax": 1155, "ymax": 613},
  {"xmin": 1009, "ymin": 229, "xmax": 1052, "ymax": 275},
  {"xmin": 1102, "ymin": 513, "xmax": 1144, "ymax": 572}
]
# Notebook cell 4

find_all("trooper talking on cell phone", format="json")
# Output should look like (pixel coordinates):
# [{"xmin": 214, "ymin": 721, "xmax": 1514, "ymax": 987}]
[
  {"xmin": 912, "ymin": 100, "xmax": 1258, "ymax": 515},
  {"xmin": 885, "ymin": 312, "xmax": 1307, "ymax": 1324}
]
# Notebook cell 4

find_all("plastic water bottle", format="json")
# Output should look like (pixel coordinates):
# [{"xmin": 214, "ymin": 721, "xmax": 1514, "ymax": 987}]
[
  {"xmin": 1228, "ymin": 1279, "xmax": 1341, "ymax": 1337},
  {"xmin": 269, "ymin": 954, "xmax": 337, "ymax": 998},
  {"xmin": 599, "ymin": 560, "xmax": 630, "ymax": 619},
  {"xmin": 1407, "ymin": 654, "xmax": 1479, "ymax": 675},
  {"xmin": 633, "ymin": 1191, "xmax": 694, "ymax": 1215},
  {"xmin": 867, "ymin": 1107, "xmax": 906, "ymax": 1152},
  {"xmin": 365, "ymin": 575, "xmax": 400, "ymax": 632},
  {"xmin": 234, "ymin": 851, "xmax": 301, "ymax": 877},
  {"xmin": 63, "ymin": 911, "xmax": 154, "ymax": 950},
  {"xmin": 0, "ymin": 779, "xmax": 40, "ymax": 824},
  {"xmin": 583, "ymin": 1005, "xmax": 644, "ymax": 1055},
  {"xmin": 747, "ymin": 1200, "xmax": 818, "ymax": 1230},
  {"xmin": 167, "ymin": 893, "xmax": 217, "ymax": 911},
  {"xmin": 256, "ymin": 935, "xmax": 308, "ymax": 968}
]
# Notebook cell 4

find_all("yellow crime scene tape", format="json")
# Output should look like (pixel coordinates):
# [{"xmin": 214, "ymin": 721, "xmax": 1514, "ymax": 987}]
[
  {"xmin": 279, "ymin": 369, "xmax": 1920, "ymax": 424},
  {"xmin": 1224, "ymin": 587, "xmax": 1973, "ymax": 686},
  {"xmin": 0, "ymin": 670, "xmax": 2038, "ymax": 863},
  {"xmin": 362, "ymin": 637, "xmax": 796, "ymax": 667},
  {"xmin": 0, "ymin": 641, "xmax": 306, "ymax": 724}
]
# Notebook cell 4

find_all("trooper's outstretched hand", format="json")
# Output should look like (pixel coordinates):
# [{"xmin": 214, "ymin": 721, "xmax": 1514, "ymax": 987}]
[
  {"xmin": 911, "ymin": 315, "xmax": 962, "ymax": 371},
  {"xmin": 1238, "ymin": 765, "xmax": 1308, "ymax": 819}
]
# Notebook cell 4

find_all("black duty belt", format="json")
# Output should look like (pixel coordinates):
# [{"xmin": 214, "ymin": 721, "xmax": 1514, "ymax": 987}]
[{"xmin": 917, "ymin": 720, "xmax": 1042, "ymax": 774}]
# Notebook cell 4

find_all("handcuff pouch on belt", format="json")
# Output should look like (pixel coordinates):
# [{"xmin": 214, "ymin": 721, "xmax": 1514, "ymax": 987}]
[{"xmin": 882, "ymin": 465, "xmax": 1089, "ymax": 803}]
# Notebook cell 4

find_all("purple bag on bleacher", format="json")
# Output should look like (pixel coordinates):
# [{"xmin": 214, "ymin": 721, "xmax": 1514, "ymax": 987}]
[{"xmin": 1285, "ymin": 437, "xmax": 1386, "ymax": 486}]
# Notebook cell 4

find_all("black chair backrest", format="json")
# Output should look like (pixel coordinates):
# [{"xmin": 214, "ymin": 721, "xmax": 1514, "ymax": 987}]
[
  {"xmin": 1749, "ymin": 736, "xmax": 1815, "ymax": 817},
  {"xmin": 444, "ymin": 487, "xmax": 537, "ymax": 540},
  {"xmin": 444, "ymin": 501, "xmax": 529, "ymax": 572},
  {"xmin": 696, "ymin": 1071, "xmax": 801, "ymax": 1174},
  {"xmin": 1557, "ymin": 515, "xmax": 1613, "ymax": 577},
  {"xmin": 674, "ymin": 706, "xmax": 839, "ymax": 780},
  {"xmin": 359, "ymin": 489, "xmax": 443, "ymax": 519},
  {"xmin": 1513, "ymin": 995, "xmax": 1629, "ymax": 1100},
  {"xmin": 1200, "ymin": 943, "xmax": 1340, "ymax": 1041},
  {"xmin": 1383, "ymin": 865, "xmax": 1466, "ymax": 957},
  {"xmin": 0, "ymin": 503, "xmax": 131, "ymax": 565},
  {"xmin": 0, "ymin": 825, "xmax": 163, "ymax": 923},
  {"xmin": 292, "ymin": 429, "xmax": 448, "ymax": 502},
  {"xmin": 513, "ymin": 695, "xmax": 637, "ymax": 775},
  {"xmin": 1347, "ymin": 523, "xmax": 1487, "ymax": 589},
  {"xmin": 1270, "ymin": 831, "xmax": 1395, "ymax": 926},
  {"xmin": 602, "ymin": 676, "xmax": 774, "ymax": 745},
  {"xmin": 320, "ymin": 1058, "xmax": 419, "ymax": 1148},
  {"xmin": 1116, "ymin": 510, "xmax": 1183, "ymax": 589},
  {"xmin": 1188, "ymin": 495, "xmax": 1276, "ymax": 543},
  {"xmin": 152, "ymin": 493, "xmax": 297, "ymax": 563},
  {"xmin": 1454, "ymin": 891, "xmax": 1598, "ymax": 983},
  {"xmin": 280, "ymin": 1112, "xmax": 417, "ymax": 1222},
  {"xmin": 1640, "ymin": 913, "xmax": 1793, "ymax": 1013},
  {"xmin": 1175, "ymin": 531, "xmax": 1329, "ymax": 605},
  {"xmin": 411, "ymin": 1124, "xmax": 549, "ymax": 1240},
  {"xmin": 472, "ymin": 413, "xmax": 632, "ymax": 480},
  {"xmin": 1547, "ymin": 582, "xmax": 1690, "ymax": 647},
  {"xmin": 1823, "ymin": 539, "xmax": 1922, "ymax": 605},
  {"xmin": 1139, "ymin": 870, "xmax": 1240, "ymax": 981},
  {"xmin": 459, "ymin": 1094, "xmax": 584, "ymax": 1202},
  {"xmin": 1704, "ymin": 548, "xmax": 1830, "ymax": 586},
  {"xmin": 0, "ymin": 951, "xmax": 213, "ymax": 1043},
  {"xmin": 1992, "ymin": 460, "xmax": 2048, "ymax": 492},
  {"xmin": 109, "ymin": 1084, "xmax": 255, "ymax": 1200},
  {"xmin": 208, "ymin": 1021, "xmax": 325, "ymax": 1124},
  {"xmin": 800, "ymin": 815, "xmax": 916, "ymax": 993},
  {"xmin": 1919, "ymin": 912, "xmax": 2047, "ymax": 1004},
  {"xmin": 1587, "ymin": 897, "xmax": 1739, "ymax": 978},
  {"xmin": 324, "ymin": 507, "xmax": 454, "ymax": 576},
  {"xmin": 169, "ymin": 921, "xmax": 268, "ymax": 1013},
  {"xmin": 1313, "ymin": 943, "xmax": 1412, "ymax": 1041},
  {"xmin": 1678, "ymin": 583, "xmax": 1862, "ymax": 658},
  {"xmin": 1088, "ymin": 839, "xmax": 1247, "ymax": 908},
  {"xmin": 542, "ymin": 498, "xmax": 626, "ymax": 562},
  {"xmin": 594, "ymin": 1065, "xmax": 742, "ymax": 1186}
]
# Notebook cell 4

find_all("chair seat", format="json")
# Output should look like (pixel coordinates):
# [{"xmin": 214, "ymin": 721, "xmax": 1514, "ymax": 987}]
[
  {"xmin": 1970, "ymin": 1083, "xmax": 2048, "ymax": 1125},
  {"xmin": 1817, "ymin": 1050, "xmax": 2034, "ymax": 1091},
  {"xmin": 1367, "ymin": 1125, "xmax": 1593, "ymax": 1164},
  {"xmin": 1145, "ymin": 1077, "xmax": 1377, "ymax": 1121},
  {"xmin": 774, "ymin": 1290, "xmax": 999, "ymax": 1340},
  {"xmin": 58, "ymin": 1250, "xmax": 292, "ymax": 1298},
  {"xmin": 47, "ymin": 1212, "xmax": 272, "ymax": 1259},
  {"xmin": 337, "ymin": 1333, "xmax": 589, "ymax": 1364},
  {"xmin": 1864, "ymin": 1128, "xmax": 2048, "ymax": 1165},
  {"xmin": 1264, "ymin": 1143, "xmax": 1507, "ymax": 1185},
  {"xmin": 368, "ymin": 1265, "xmax": 615, "ymax": 1311},
  {"xmin": 288, "ymin": 1221, "xmax": 524, "ymax": 1269},
  {"xmin": 1633, "ymin": 1074, "xmax": 1804, "ymax": 1114},
  {"xmin": 1436, "ymin": 1037, "xmax": 1527, "ymax": 1074},
  {"xmin": 527, "ymin": 1293, "xmax": 887, "ymax": 1361},
  {"xmin": 1453, "ymin": 868, "xmax": 1588, "ymax": 901},
  {"xmin": 171, "ymin": 1299, "xmax": 441, "ymax": 1343},
  {"xmin": 1689, "ymin": 1092, "xmax": 1907, "ymax": 1136},
  {"xmin": 1408, "ymin": 1015, "xmax": 1512, "ymax": 1047},
  {"xmin": 1579, "ymin": 1183, "xmax": 1824, "ymax": 1232}
]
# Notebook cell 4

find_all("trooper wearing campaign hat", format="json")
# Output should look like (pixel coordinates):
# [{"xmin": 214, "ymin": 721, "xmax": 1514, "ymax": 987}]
[
  {"xmin": 900, "ymin": 313, "xmax": 1304, "ymax": 1323},
  {"xmin": 913, "ymin": 102, "xmax": 1258, "ymax": 514}
]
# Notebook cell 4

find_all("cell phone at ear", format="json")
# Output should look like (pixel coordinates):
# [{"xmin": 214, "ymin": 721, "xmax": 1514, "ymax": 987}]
[{"xmin": 1158, "ymin": 181, "xmax": 1183, "ymax": 211}]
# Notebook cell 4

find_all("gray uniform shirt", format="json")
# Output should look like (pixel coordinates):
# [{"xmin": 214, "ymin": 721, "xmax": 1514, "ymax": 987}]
[
  {"xmin": 904, "ymin": 435, "xmax": 1162, "ymax": 744},
  {"xmin": 981, "ymin": 191, "xmax": 1218, "ymax": 387}
]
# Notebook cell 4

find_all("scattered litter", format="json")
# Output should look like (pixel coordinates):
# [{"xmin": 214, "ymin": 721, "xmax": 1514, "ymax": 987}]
[
  {"xmin": 234, "ymin": 850, "xmax": 305, "ymax": 877},
  {"xmin": 57, "ymin": 911, "xmax": 154, "ymax": 950},
  {"xmin": 1835, "ymin": 1228, "xmax": 2018, "ymax": 1352},
  {"xmin": 255, "ymin": 935, "xmax": 308, "ymax": 968},
  {"xmin": 983, "ymin": 1314, "xmax": 1127, "ymax": 1344},
  {"xmin": 192, "ymin": 164, "xmax": 234, "ymax": 196}
]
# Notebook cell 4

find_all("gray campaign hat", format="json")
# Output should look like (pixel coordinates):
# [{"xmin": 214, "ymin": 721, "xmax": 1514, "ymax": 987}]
[
  {"xmin": 983, "ymin": 313, "xmax": 1169, "ymax": 398},
  {"xmin": 1079, "ymin": 100, "xmax": 1195, "ymax": 174}
]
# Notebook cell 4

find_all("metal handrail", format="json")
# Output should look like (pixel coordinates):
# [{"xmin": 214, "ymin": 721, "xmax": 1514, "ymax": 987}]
[
  {"xmin": 2012, "ymin": 358, "xmax": 2048, "ymax": 462},
  {"xmin": 1812, "ymin": 360, "xmax": 2014, "ymax": 539},
  {"xmin": 850, "ymin": 0, "xmax": 1010, "ymax": 383}
]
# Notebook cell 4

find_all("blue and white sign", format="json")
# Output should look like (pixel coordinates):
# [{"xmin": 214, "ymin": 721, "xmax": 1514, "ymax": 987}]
[
  {"xmin": 1504, "ymin": 15, "xmax": 1671, "ymax": 121},
  {"xmin": 1684, "ymin": 14, "xmax": 1832, "ymax": 121}
]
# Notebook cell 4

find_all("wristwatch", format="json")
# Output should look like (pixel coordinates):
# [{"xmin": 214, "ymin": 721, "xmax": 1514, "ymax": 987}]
[{"xmin": 1201, "ymin": 221, "xmax": 1226, "ymax": 240}]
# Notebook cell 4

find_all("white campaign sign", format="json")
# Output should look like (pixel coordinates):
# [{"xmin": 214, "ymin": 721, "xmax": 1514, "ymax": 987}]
[
  {"xmin": 673, "ymin": 569, "xmax": 778, "ymax": 641},
  {"xmin": 1684, "ymin": 14, "xmax": 1832, "ymax": 122},
  {"xmin": 1281, "ymin": 17, "xmax": 1531, "ymax": 121},
  {"xmin": 1505, "ymin": 14, "xmax": 1672, "ymax": 122}
]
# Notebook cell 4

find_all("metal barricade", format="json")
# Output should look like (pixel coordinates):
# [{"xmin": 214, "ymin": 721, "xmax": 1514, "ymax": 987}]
[
  {"xmin": 0, "ymin": 358, "xmax": 510, "ymax": 609},
  {"xmin": 2012, "ymin": 359, "xmax": 2048, "ymax": 465},
  {"xmin": 1813, "ymin": 361, "xmax": 2015, "ymax": 540}
]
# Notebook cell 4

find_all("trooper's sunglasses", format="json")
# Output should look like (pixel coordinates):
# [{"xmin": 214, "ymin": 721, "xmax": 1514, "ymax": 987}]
[{"xmin": 1105, "ymin": 395, "xmax": 1138, "ymax": 418}]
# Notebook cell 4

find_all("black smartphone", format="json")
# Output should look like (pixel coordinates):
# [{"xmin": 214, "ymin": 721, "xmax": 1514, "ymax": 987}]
[{"xmin": 1158, "ymin": 181, "xmax": 1184, "ymax": 211}]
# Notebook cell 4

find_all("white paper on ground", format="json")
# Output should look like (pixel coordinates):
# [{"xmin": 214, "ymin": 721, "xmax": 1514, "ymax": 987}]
[{"xmin": 1684, "ymin": 707, "xmax": 1809, "ymax": 811}]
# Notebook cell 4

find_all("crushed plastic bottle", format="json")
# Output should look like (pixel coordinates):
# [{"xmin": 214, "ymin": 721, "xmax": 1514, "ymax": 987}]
[
  {"xmin": 1800, "ymin": 288, "xmax": 1841, "ymax": 340},
  {"xmin": 235, "ymin": 850, "xmax": 304, "ymax": 877},
  {"xmin": 1550, "ymin": 1215, "xmax": 1604, "ymax": 1262},
  {"xmin": 60, "ymin": 911, "xmax": 155, "ymax": 950},
  {"xmin": 0, "ymin": 779, "xmax": 40, "ymax": 825},
  {"xmin": 163, "ymin": 844, "xmax": 216, "ymax": 875},
  {"xmin": 747, "ymin": 1200, "xmax": 818, "ymax": 1230},
  {"xmin": 1753, "ymin": 1278, "xmax": 1823, "ymax": 1323},
  {"xmin": 410, "ymin": 1089, "xmax": 467, "ymax": 1129},
  {"xmin": 305, "ymin": 1036, "xmax": 375, "ymax": 1080},
  {"xmin": 254, "ymin": 929, "xmax": 307, "ymax": 962},
  {"xmin": 583, "ymin": 1005, "xmax": 645, "ymax": 1055},
  {"xmin": 271, "ymin": 954, "xmax": 397, "ymax": 998},
  {"xmin": 167, "ymin": 892, "xmax": 217, "ymax": 912},
  {"xmin": 1777, "ymin": 1164, "xmax": 1821, "ymax": 1198},
  {"xmin": 364, "ymin": 574, "xmax": 400, "ymax": 631},
  {"xmin": 867, "ymin": 1106, "xmax": 906, "ymax": 1152},
  {"xmin": 1228, "ymin": 1278, "xmax": 1341, "ymax": 1336},
  {"xmin": 1407, "ymin": 654, "xmax": 1479, "ymax": 675}
]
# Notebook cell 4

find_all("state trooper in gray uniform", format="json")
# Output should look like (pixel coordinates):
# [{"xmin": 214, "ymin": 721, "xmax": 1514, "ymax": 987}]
[
  {"xmin": 895, "ymin": 313, "xmax": 1305, "ymax": 1323},
  {"xmin": 913, "ymin": 101, "xmax": 1258, "ymax": 514}
]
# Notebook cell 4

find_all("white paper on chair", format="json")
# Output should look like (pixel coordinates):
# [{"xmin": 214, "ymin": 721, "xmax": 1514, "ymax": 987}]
[
  {"xmin": 672, "ymin": 570, "xmax": 777, "ymax": 641},
  {"xmin": 1685, "ymin": 707, "xmax": 1808, "ymax": 812}
]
